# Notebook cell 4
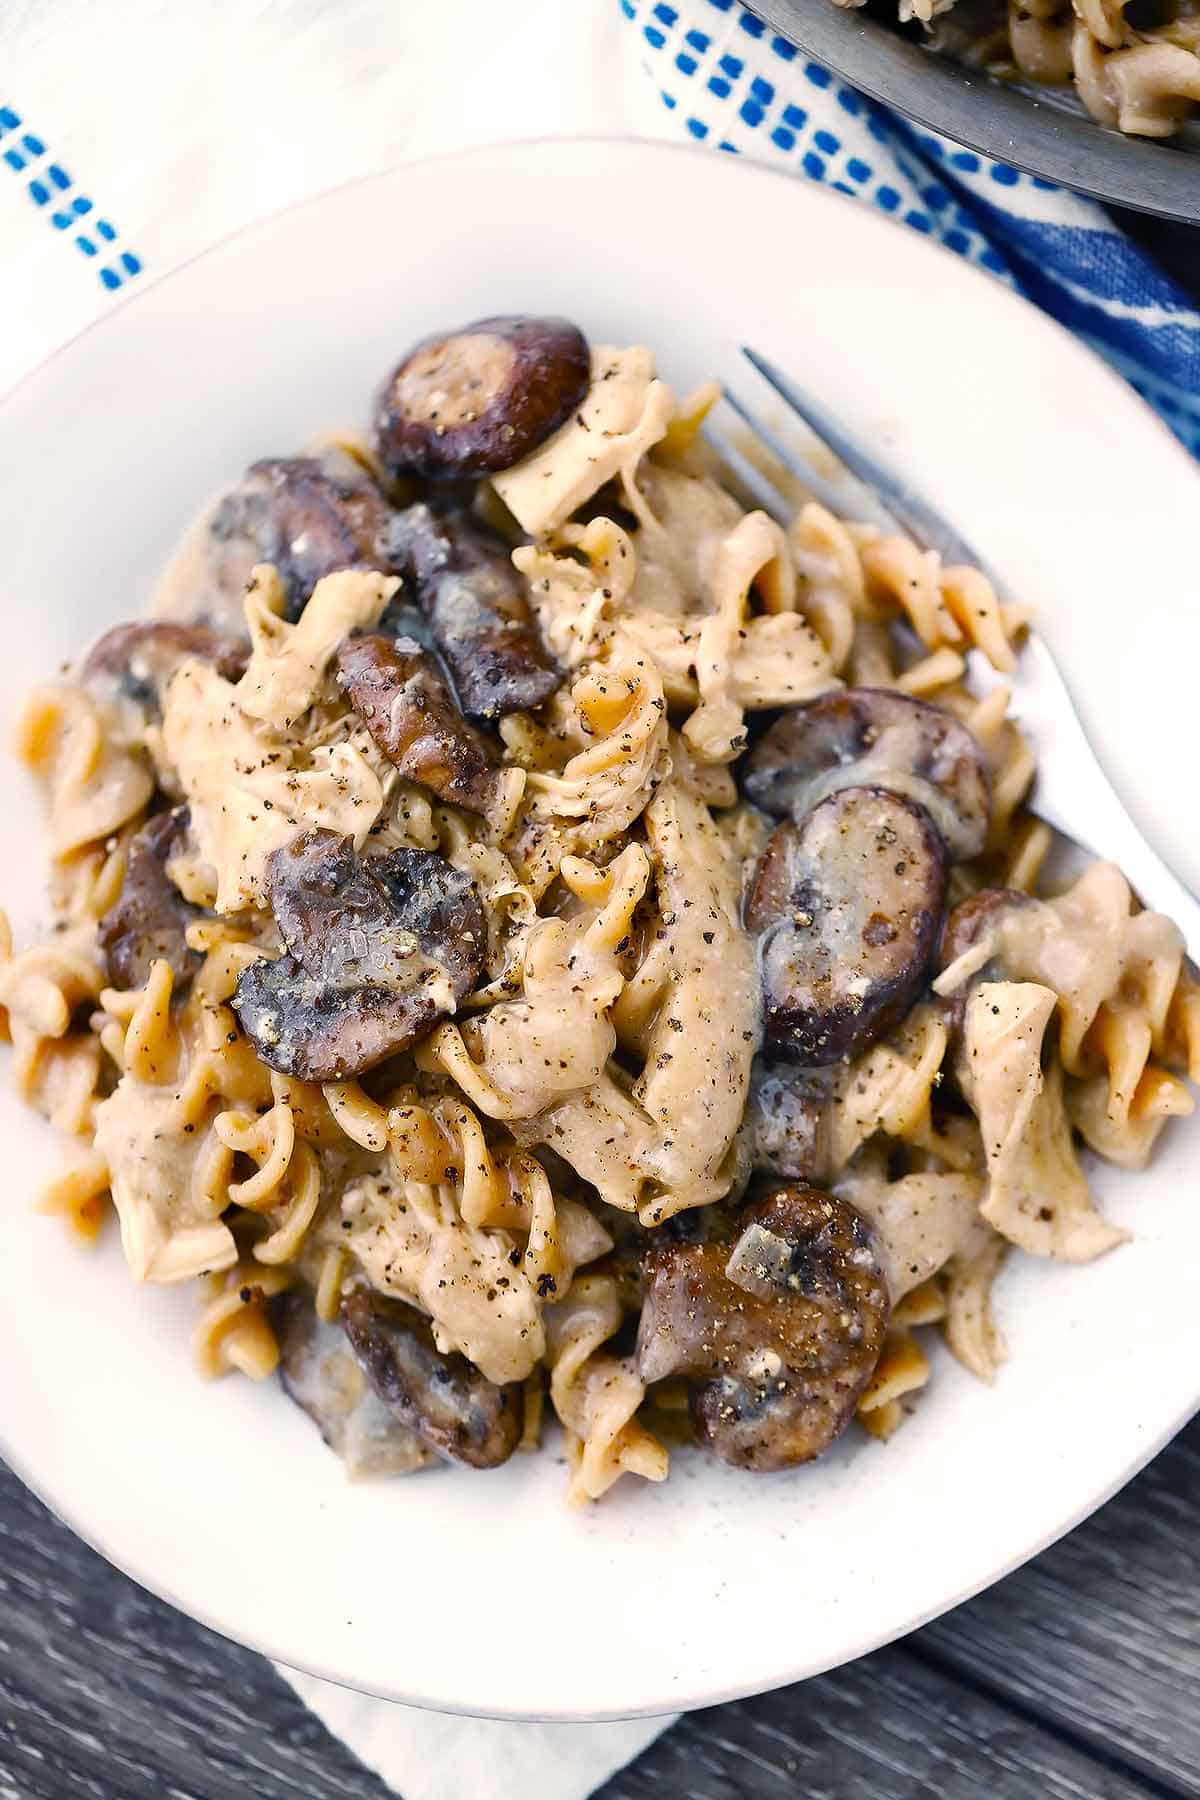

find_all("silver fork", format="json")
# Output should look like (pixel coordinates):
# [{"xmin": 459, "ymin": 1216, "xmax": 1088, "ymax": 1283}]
[{"xmin": 708, "ymin": 347, "xmax": 1200, "ymax": 959}]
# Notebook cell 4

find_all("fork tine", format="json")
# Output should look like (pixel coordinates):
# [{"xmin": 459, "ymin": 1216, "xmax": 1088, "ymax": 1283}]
[
  {"xmin": 700, "ymin": 425, "xmax": 791, "ymax": 525},
  {"xmin": 719, "ymin": 387, "xmax": 855, "ymax": 520},
  {"xmin": 741, "ymin": 346, "xmax": 984, "ymax": 569}
]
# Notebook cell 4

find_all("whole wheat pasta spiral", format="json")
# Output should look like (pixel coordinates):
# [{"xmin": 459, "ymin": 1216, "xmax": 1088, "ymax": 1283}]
[
  {"xmin": 545, "ymin": 1271, "xmax": 668, "ymax": 1504},
  {"xmin": 17, "ymin": 685, "xmax": 153, "ymax": 858}
]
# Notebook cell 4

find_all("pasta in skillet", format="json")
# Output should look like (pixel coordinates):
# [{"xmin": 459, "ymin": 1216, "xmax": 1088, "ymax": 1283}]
[
  {"xmin": 832, "ymin": 0, "xmax": 1200, "ymax": 139},
  {"xmin": 5, "ymin": 312, "xmax": 1197, "ymax": 1499}
]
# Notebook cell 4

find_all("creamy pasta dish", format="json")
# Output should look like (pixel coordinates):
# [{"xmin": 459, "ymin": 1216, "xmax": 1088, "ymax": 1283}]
[
  {"xmin": 841, "ymin": 0, "xmax": 1200, "ymax": 138},
  {"xmin": 4, "ymin": 314, "xmax": 1197, "ymax": 1501}
]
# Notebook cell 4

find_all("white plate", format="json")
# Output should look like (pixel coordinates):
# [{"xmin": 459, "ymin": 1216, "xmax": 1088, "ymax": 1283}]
[{"xmin": 1, "ymin": 138, "xmax": 1199, "ymax": 1723}]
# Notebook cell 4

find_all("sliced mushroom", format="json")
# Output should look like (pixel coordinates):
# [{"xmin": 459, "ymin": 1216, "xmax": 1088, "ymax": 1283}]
[
  {"xmin": 746, "ymin": 786, "xmax": 946, "ymax": 1065},
  {"xmin": 385, "ymin": 502, "xmax": 561, "ymax": 718},
  {"xmin": 743, "ymin": 1059, "xmax": 831, "ymax": 1181},
  {"xmin": 277, "ymin": 1292, "xmax": 433, "ymax": 1478},
  {"xmin": 923, "ymin": 0, "xmax": 1007, "ymax": 58},
  {"xmin": 637, "ymin": 1185, "xmax": 889, "ymax": 1470},
  {"xmin": 232, "ymin": 829, "xmax": 484, "ymax": 1081},
  {"xmin": 372, "ymin": 315, "xmax": 590, "ymax": 481},
  {"xmin": 742, "ymin": 688, "xmax": 990, "ymax": 862},
  {"xmin": 340, "ymin": 1286, "xmax": 522, "ymax": 1469},
  {"xmin": 336, "ymin": 633, "xmax": 498, "ymax": 813},
  {"xmin": 596, "ymin": 1197, "xmax": 748, "ymax": 1315},
  {"xmin": 936, "ymin": 886, "xmax": 1034, "ymax": 1039},
  {"xmin": 81, "ymin": 621, "xmax": 248, "ymax": 733},
  {"xmin": 98, "ymin": 807, "xmax": 203, "ymax": 992},
  {"xmin": 208, "ymin": 450, "xmax": 398, "ymax": 622},
  {"xmin": 939, "ymin": 887, "xmax": 1031, "ymax": 972}
]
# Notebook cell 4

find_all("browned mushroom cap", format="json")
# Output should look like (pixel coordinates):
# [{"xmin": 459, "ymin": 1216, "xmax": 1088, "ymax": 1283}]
[
  {"xmin": 98, "ymin": 807, "xmax": 202, "ymax": 992},
  {"xmin": 232, "ymin": 829, "xmax": 484, "ymax": 1081},
  {"xmin": 336, "ymin": 633, "xmax": 499, "ymax": 814},
  {"xmin": 385, "ymin": 502, "xmax": 561, "ymax": 719},
  {"xmin": 277, "ymin": 1291, "xmax": 433, "ymax": 1478},
  {"xmin": 340, "ymin": 1287, "xmax": 522, "ymax": 1469},
  {"xmin": 81, "ymin": 621, "xmax": 248, "ymax": 726},
  {"xmin": 745, "ymin": 786, "xmax": 946, "ymax": 1066},
  {"xmin": 742, "ymin": 688, "xmax": 990, "ymax": 862},
  {"xmin": 637, "ymin": 1185, "xmax": 889, "ymax": 1471},
  {"xmin": 208, "ymin": 451, "xmax": 398, "ymax": 622},
  {"xmin": 372, "ymin": 316, "xmax": 590, "ymax": 482},
  {"xmin": 744, "ymin": 1060, "xmax": 830, "ymax": 1182},
  {"xmin": 938, "ymin": 886, "xmax": 1031, "ymax": 972}
]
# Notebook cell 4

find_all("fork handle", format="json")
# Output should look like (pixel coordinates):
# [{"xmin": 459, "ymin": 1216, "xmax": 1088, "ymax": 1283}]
[{"xmin": 1061, "ymin": 776, "xmax": 1200, "ymax": 968}]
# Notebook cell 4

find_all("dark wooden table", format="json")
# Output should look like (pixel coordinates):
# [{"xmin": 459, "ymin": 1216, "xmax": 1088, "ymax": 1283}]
[
  {"xmin": 2, "ymin": 1414, "xmax": 1198, "ymax": 1799},
  {"xmin": 2, "ymin": 214, "xmax": 1197, "ymax": 1800}
]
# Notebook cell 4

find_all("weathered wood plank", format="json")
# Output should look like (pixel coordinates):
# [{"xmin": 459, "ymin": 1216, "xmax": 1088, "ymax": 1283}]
[
  {"xmin": 0, "ymin": 1468, "xmax": 392, "ymax": 1800},
  {"xmin": 922, "ymin": 1412, "xmax": 1200, "ymax": 1797},
  {"xmin": 0, "ymin": 1435, "xmax": 1187, "ymax": 1800},
  {"xmin": 600, "ymin": 1653, "xmax": 1154, "ymax": 1800}
]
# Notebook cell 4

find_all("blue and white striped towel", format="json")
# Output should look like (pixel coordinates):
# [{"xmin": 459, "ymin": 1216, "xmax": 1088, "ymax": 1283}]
[{"xmin": 622, "ymin": 0, "xmax": 1200, "ymax": 456}]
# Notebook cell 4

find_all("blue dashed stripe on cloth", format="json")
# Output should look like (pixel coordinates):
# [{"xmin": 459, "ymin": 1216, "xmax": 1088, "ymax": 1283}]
[
  {"xmin": 619, "ymin": 0, "xmax": 1200, "ymax": 457},
  {"xmin": 0, "ymin": 103, "xmax": 143, "ymax": 291}
]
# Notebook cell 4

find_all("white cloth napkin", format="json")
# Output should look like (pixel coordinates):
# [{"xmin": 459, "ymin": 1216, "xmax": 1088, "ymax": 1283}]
[{"xmin": 3, "ymin": 5, "xmax": 677, "ymax": 1794}]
